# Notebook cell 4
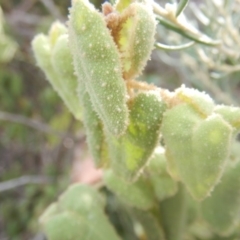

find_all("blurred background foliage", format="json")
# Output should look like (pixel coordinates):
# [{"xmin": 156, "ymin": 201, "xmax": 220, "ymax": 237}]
[
  {"xmin": 0, "ymin": 1, "xmax": 83, "ymax": 239},
  {"xmin": 0, "ymin": 0, "xmax": 240, "ymax": 239}
]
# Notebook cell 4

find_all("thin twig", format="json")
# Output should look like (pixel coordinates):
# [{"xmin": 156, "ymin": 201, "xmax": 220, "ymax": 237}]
[
  {"xmin": 155, "ymin": 41, "xmax": 195, "ymax": 51},
  {"xmin": 153, "ymin": 1, "xmax": 220, "ymax": 46},
  {"xmin": 0, "ymin": 176, "xmax": 51, "ymax": 192},
  {"xmin": 127, "ymin": 79, "xmax": 157, "ymax": 91},
  {"xmin": 39, "ymin": 0, "xmax": 63, "ymax": 20},
  {"xmin": 18, "ymin": 0, "xmax": 38, "ymax": 12},
  {"xmin": 0, "ymin": 111, "xmax": 65, "ymax": 136},
  {"xmin": 31, "ymin": 232, "xmax": 46, "ymax": 240}
]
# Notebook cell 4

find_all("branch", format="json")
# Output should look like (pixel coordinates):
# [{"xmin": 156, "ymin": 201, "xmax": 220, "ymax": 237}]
[
  {"xmin": 0, "ymin": 176, "xmax": 51, "ymax": 192},
  {"xmin": 152, "ymin": 1, "xmax": 220, "ymax": 46},
  {"xmin": 39, "ymin": 0, "xmax": 63, "ymax": 20},
  {"xmin": 0, "ymin": 111, "xmax": 65, "ymax": 136}
]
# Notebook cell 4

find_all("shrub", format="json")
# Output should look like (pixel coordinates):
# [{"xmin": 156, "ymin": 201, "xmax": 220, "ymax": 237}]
[{"xmin": 32, "ymin": 0, "xmax": 240, "ymax": 239}]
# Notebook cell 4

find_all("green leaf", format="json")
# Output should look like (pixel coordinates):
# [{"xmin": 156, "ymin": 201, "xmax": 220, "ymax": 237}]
[
  {"xmin": 146, "ymin": 147, "xmax": 178, "ymax": 201},
  {"xmin": 132, "ymin": 209, "xmax": 166, "ymax": 240},
  {"xmin": 185, "ymin": 193, "xmax": 199, "ymax": 225},
  {"xmin": 190, "ymin": 114, "xmax": 232, "ymax": 200},
  {"xmin": 214, "ymin": 105, "xmax": 240, "ymax": 132},
  {"xmin": 201, "ymin": 160, "xmax": 240, "ymax": 236},
  {"xmin": 0, "ymin": 6, "xmax": 18, "ymax": 62},
  {"xmin": 79, "ymin": 83, "xmax": 109, "ymax": 167},
  {"xmin": 39, "ymin": 203, "xmax": 59, "ymax": 224},
  {"xmin": 0, "ymin": 34, "xmax": 17, "ymax": 62},
  {"xmin": 103, "ymin": 169, "xmax": 155, "ymax": 210},
  {"xmin": 164, "ymin": 148, "xmax": 180, "ymax": 180},
  {"xmin": 69, "ymin": 0, "xmax": 128, "ymax": 136},
  {"xmin": 51, "ymin": 34, "xmax": 82, "ymax": 120},
  {"xmin": 161, "ymin": 103, "xmax": 202, "ymax": 190},
  {"xmin": 58, "ymin": 184, "xmax": 105, "ymax": 213},
  {"xmin": 32, "ymin": 22, "xmax": 82, "ymax": 120},
  {"xmin": 67, "ymin": 15, "xmax": 109, "ymax": 167},
  {"xmin": 156, "ymin": 16, "xmax": 220, "ymax": 46},
  {"xmin": 41, "ymin": 184, "xmax": 121, "ymax": 240},
  {"xmin": 118, "ymin": 2, "xmax": 156, "ymax": 80},
  {"xmin": 43, "ymin": 211, "xmax": 88, "ymax": 240},
  {"xmin": 159, "ymin": 185, "xmax": 187, "ymax": 240},
  {"xmin": 48, "ymin": 21, "xmax": 67, "ymax": 47},
  {"xmin": 162, "ymin": 102, "xmax": 233, "ymax": 200},
  {"xmin": 107, "ymin": 91, "xmax": 166, "ymax": 181},
  {"xmin": 32, "ymin": 34, "xmax": 56, "ymax": 86},
  {"xmin": 115, "ymin": 0, "xmax": 131, "ymax": 12},
  {"xmin": 176, "ymin": 0, "xmax": 189, "ymax": 17},
  {"xmin": 175, "ymin": 85, "xmax": 215, "ymax": 117},
  {"xmin": 155, "ymin": 41, "xmax": 194, "ymax": 51},
  {"xmin": 32, "ymin": 33, "xmax": 67, "ymax": 103},
  {"xmin": 188, "ymin": 220, "xmax": 214, "ymax": 240}
]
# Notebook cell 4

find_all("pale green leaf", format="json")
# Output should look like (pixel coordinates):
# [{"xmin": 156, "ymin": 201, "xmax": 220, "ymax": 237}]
[
  {"xmin": 103, "ymin": 170, "xmax": 155, "ymax": 210},
  {"xmin": 107, "ymin": 91, "xmax": 166, "ymax": 181}
]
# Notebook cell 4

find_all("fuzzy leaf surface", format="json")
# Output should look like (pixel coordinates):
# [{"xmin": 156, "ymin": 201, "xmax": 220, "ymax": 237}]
[
  {"xmin": 201, "ymin": 160, "xmax": 240, "ymax": 236},
  {"xmin": 162, "ymin": 103, "xmax": 232, "ymax": 200},
  {"xmin": 146, "ymin": 147, "xmax": 178, "ymax": 201},
  {"xmin": 69, "ymin": 0, "xmax": 128, "ymax": 135},
  {"xmin": 104, "ymin": 169, "xmax": 155, "ymax": 210},
  {"xmin": 41, "ymin": 184, "xmax": 121, "ymax": 240},
  {"xmin": 108, "ymin": 91, "xmax": 166, "ymax": 181}
]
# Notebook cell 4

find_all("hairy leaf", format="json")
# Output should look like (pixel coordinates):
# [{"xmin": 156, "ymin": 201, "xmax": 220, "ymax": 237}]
[
  {"xmin": 132, "ymin": 209, "xmax": 166, "ymax": 240},
  {"xmin": 108, "ymin": 91, "xmax": 166, "ymax": 181},
  {"xmin": 201, "ymin": 160, "xmax": 240, "ymax": 236},
  {"xmin": 103, "ymin": 169, "xmax": 155, "ymax": 210},
  {"xmin": 32, "ymin": 22, "xmax": 82, "ymax": 120},
  {"xmin": 41, "ymin": 184, "xmax": 121, "ymax": 240},
  {"xmin": 146, "ymin": 146, "xmax": 178, "ymax": 201},
  {"xmin": 115, "ymin": 0, "xmax": 131, "ymax": 12},
  {"xmin": 51, "ymin": 34, "xmax": 82, "ymax": 120},
  {"xmin": 118, "ymin": 2, "xmax": 156, "ymax": 80},
  {"xmin": 160, "ymin": 185, "xmax": 187, "ymax": 240},
  {"xmin": 161, "ymin": 103, "xmax": 201, "ymax": 193},
  {"xmin": 162, "ymin": 103, "xmax": 232, "ymax": 200},
  {"xmin": 69, "ymin": 0, "xmax": 128, "ymax": 135},
  {"xmin": 79, "ymin": 84, "xmax": 109, "ymax": 167},
  {"xmin": 190, "ymin": 114, "xmax": 232, "ymax": 200},
  {"xmin": 214, "ymin": 105, "xmax": 240, "ymax": 132},
  {"xmin": 175, "ymin": 85, "xmax": 215, "ymax": 117}
]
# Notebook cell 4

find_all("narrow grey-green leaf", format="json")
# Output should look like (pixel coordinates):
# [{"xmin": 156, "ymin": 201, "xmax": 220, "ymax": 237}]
[
  {"xmin": 32, "ymin": 22, "xmax": 82, "ymax": 120},
  {"xmin": 156, "ymin": 16, "xmax": 220, "ymax": 46},
  {"xmin": 32, "ymin": 35, "xmax": 59, "ymax": 94},
  {"xmin": 176, "ymin": 0, "xmax": 189, "ymax": 17},
  {"xmin": 155, "ymin": 41, "xmax": 194, "ymax": 51},
  {"xmin": 51, "ymin": 34, "xmax": 82, "ymax": 120}
]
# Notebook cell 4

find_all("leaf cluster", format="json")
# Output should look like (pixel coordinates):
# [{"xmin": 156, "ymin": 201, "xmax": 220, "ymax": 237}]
[{"xmin": 31, "ymin": 0, "xmax": 240, "ymax": 239}]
